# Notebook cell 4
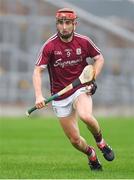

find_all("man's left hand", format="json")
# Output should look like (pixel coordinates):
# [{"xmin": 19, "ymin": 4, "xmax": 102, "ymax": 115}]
[{"xmin": 85, "ymin": 80, "xmax": 97, "ymax": 95}]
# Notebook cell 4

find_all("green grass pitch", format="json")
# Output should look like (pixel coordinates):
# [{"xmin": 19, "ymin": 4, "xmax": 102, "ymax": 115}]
[{"xmin": 0, "ymin": 116, "xmax": 134, "ymax": 179}]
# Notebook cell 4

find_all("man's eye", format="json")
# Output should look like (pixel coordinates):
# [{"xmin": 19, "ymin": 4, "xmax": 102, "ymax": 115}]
[
  {"xmin": 65, "ymin": 21, "xmax": 72, "ymax": 25},
  {"xmin": 57, "ymin": 20, "xmax": 63, "ymax": 24},
  {"xmin": 57, "ymin": 20, "xmax": 72, "ymax": 25}
]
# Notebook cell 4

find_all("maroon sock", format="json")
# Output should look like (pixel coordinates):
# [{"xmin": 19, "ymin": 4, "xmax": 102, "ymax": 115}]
[
  {"xmin": 94, "ymin": 131, "xmax": 102, "ymax": 143},
  {"xmin": 85, "ymin": 146, "xmax": 92, "ymax": 156}
]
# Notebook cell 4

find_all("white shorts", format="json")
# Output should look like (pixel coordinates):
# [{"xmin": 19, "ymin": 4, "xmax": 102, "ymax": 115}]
[{"xmin": 52, "ymin": 87, "xmax": 86, "ymax": 118}]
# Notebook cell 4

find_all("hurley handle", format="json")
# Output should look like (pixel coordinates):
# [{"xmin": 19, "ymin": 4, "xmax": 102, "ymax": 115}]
[{"xmin": 26, "ymin": 94, "xmax": 58, "ymax": 116}]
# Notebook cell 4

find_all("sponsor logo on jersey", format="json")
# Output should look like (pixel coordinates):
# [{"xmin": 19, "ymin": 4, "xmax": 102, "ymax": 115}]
[
  {"xmin": 54, "ymin": 57, "xmax": 83, "ymax": 68},
  {"xmin": 76, "ymin": 48, "xmax": 81, "ymax": 55}
]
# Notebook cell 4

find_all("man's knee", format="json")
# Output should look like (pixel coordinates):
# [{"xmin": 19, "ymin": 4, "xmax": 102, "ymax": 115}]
[{"xmin": 80, "ymin": 113, "xmax": 93, "ymax": 123}]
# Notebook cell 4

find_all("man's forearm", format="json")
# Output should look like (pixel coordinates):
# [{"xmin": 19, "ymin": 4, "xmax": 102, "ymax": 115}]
[
  {"xmin": 93, "ymin": 54, "xmax": 104, "ymax": 79},
  {"xmin": 33, "ymin": 66, "xmax": 44, "ymax": 98}
]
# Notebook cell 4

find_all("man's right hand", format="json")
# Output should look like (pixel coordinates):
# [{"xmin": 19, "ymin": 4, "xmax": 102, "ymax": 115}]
[{"xmin": 35, "ymin": 96, "xmax": 46, "ymax": 109}]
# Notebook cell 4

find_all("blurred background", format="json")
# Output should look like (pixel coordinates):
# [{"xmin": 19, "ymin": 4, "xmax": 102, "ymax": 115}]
[{"xmin": 0, "ymin": 0, "xmax": 134, "ymax": 117}]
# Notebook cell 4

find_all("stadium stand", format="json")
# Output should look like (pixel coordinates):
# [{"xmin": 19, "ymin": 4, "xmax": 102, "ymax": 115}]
[{"xmin": 0, "ymin": 0, "xmax": 134, "ymax": 116}]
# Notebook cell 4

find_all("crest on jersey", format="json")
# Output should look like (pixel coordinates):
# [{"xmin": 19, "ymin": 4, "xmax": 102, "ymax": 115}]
[{"xmin": 76, "ymin": 48, "xmax": 81, "ymax": 55}]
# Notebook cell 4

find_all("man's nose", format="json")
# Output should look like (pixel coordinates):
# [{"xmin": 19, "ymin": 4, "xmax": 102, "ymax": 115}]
[{"xmin": 63, "ymin": 22, "xmax": 67, "ymax": 29}]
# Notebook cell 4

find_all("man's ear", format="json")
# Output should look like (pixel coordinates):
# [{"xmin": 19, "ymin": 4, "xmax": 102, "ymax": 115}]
[
  {"xmin": 73, "ymin": 21, "xmax": 77, "ymax": 26},
  {"xmin": 73, "ymin": 21, "xmax": 77, "ymax": 31}
]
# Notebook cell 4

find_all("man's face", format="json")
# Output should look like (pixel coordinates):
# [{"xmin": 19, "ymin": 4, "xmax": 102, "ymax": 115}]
[{"xmin": 56, "ymin": 19, "xmax": 76, "ymax": 39}]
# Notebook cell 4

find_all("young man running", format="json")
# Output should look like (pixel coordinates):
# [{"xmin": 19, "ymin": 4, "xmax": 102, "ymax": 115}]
[{"xmin": 33, "ymin": 8, "xmax": 115, "ymax": 171}]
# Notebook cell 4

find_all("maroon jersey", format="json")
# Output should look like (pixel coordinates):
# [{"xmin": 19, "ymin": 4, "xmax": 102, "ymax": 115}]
[{"xmin": 36, "ymin": 32, "xmax": 101, "ymax": 100}]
